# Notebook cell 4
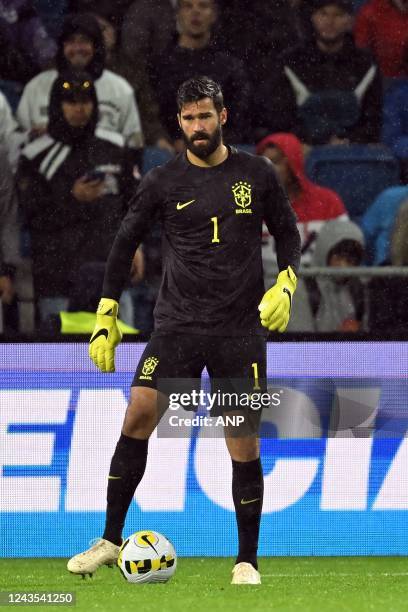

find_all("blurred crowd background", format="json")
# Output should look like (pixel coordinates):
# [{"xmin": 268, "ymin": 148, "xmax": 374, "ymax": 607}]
[{"xmin": 0, "ymin": 0, "xmax": 407, "ymax": 336}]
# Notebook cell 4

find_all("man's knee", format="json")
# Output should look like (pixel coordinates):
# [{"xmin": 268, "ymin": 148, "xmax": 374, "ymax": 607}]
[
  {"xmin": 122, "ymin": 387, "xmax": 168, "ymax": 438},
  {"xmin": 225, "ymin": 436, "xmax": 259, "ymax": 462}
]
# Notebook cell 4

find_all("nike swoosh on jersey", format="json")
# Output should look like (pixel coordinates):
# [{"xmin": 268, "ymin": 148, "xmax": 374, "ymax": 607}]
[
  {"xmin": 176, "ymin": 199, "xmax": 196, "ymax": 210},
  {"xmin": 240, "ymin": 497, "xmax": 261, "ymax": 505},
  {"xmin": 90, "ymin": 328, "xmax": 109, "ymax": 343}
]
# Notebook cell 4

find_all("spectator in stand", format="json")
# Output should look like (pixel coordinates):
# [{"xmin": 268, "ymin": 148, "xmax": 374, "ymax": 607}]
[
  {"xmin": 354, "ymin": 0, "xmax": 408, "ymax": 79},
  {"xmin": 16, "ymin": 13, "xmax": 143, "ymax": 153},
  {"xmin": 308, "ymin": 218, "xmax": 365, "ymax": 331},
  {"xmin": 119, "ymin": 0, "xmax": 177, "ymax": 153},
  {"xmin": 68, "ymin": 0, "xmax": 133, "ymax": 25},
  {"xmin": 0, "ymin": 89, "xmax": 22, "ymax": 166},
  {"xmin": 257, "ymin": 133, "xmax": 348, "ymax": 266},
  {"xmin": 360, "ymin": 185, "xmax": 408, "ymax": 265},
  {"xmin": 120, "ymin": 0, "xmax": 177, "ymax": 83},
  {"xmin": 0, "ymin": 0, "xmax": 56, "ymax": 72},
  {"xmin": 368, "ymin": 198, "xmax": 408, "ymax": 332},
  {"xmin": 16, "ymin": 71, "xmax": 137, "ymax": 323},
  {"xmin": 33, "ymin": 0, "xmax": 67, "ymax": 39},
  {"xmin": 0, "ymin": 89, "xmax": 16, "ymax": 145},
  {"xmin": 84, "ymin": 1, "xmax": 173, "ymax": 150},
  {"xmin": 0, "ymin": 0, "xmax": 57, "ymax": 109},
  {"xmin": 0, "ymin": 21, "xmax": 37, "ymax": 86},
  {"xmin": 0, "ymin": 145, "xmax": 19, "ymax": 316},
  {"xmin": 151, "ymin": 0, "xmax": 251, "ymax": 147},
  {"xmin": 256, "ymin": 0, "xmax": 382, "ymax": 145},
  {"xmin": 216, "ymin": 0, "xmax": 308, "ymax": 86},
  {"xmin": 257, "ymin": 132, "xmax": 349, "ymax": 331},
  {"xmin": 382, "ymin": 50, "xmax": 408, "ymax": 183}
]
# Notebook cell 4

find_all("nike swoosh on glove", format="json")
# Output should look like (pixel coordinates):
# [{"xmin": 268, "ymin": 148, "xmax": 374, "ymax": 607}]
[
  {"xmin": 258, "ymin": 266, "xmax": 297, "ymax": 332},
  {"xmin": 89, "ymin": 298, "xmax": 122, "ymax": 372}
]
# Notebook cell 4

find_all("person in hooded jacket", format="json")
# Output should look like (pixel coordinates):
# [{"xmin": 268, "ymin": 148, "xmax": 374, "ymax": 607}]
[
  {"xmin": 16, "ymin": 71, "xmax": 137, "ymax": 323},
  {"xmin": 257, "ymin": 132, "xmax": 348, "ymax": 267},
  {"xmin": 308, "ymin": 218, "xmax": 365, "ymax": 332},
  {"xmin": 16, "ymin": 12, "xmax": 143, "ymax": 151}
]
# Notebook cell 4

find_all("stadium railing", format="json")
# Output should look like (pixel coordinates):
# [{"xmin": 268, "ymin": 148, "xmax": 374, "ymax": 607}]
[{"xmin": 4, "ymin": 266, "xmax": 408, "ymax": 340}]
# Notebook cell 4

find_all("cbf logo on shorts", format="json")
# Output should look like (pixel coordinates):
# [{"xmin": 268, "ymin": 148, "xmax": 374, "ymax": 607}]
[
  {"xmin": 232, "ymin": 181, "xmax": 252, "ymax": 214},
  {"xmin": 140, "ymin": 357, "xmax": 159, "ymax": 381}
]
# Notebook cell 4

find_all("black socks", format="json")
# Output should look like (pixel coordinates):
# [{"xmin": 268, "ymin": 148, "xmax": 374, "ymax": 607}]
[
  {"xmin": 103, "ymin": 434, "xmax": 263, "ymax": 568},
  {"xmin": 232, "ymin": 457, "xmax": 264, "ymax": 570},
  {"xmin": 102, "ymin": 434, "xmax": 148, "ymax": 546}
]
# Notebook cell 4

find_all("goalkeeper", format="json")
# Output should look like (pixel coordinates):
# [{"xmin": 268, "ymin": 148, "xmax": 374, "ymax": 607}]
[{"xmin": 67, "ymin": 76, "xmax": 300, "ymax": 585}]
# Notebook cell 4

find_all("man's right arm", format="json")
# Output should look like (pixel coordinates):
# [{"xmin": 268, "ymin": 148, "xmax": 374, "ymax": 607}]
[
  {"xmin": 90, "ymin": 169, "xmax": 163, "ymax": 372},
  {"xmin": 102, "ymin": 168, "xmax": 163, "ymax": 300}
]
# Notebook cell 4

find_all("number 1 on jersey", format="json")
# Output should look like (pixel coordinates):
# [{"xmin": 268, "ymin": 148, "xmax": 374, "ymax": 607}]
[{"xmin": 211, "ymin": 216, "xmax": 220, "ymax": 243}]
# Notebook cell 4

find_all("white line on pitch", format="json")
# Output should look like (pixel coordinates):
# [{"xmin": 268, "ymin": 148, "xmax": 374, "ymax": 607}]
[{"xmin": 262, "ymin": 572, "xmax": 408, "ymax": 577}]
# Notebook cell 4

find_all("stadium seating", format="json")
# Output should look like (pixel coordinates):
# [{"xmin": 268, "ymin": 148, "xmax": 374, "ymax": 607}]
[
  {"xmin": 142, "ymin": 146, "xmax": 173, "ymax": 174},
  {"xmin": 305, "ymin": 145, "xmax": 400, "ymax": 221}
]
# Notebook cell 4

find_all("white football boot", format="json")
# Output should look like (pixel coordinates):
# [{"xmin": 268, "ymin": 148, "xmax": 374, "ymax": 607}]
[
  {"xmin": 67, "ymin": 538, "xmax": 120, "ymax": 578},
  {"xmin": 231, "ymin": 562, "xmax": 261, "ymax": 585}
]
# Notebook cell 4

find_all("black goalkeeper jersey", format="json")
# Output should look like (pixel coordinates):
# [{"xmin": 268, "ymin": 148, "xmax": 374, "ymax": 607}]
[{"xmin": 103, "ymin": 146, "xmax": 301, "ymax": 336}]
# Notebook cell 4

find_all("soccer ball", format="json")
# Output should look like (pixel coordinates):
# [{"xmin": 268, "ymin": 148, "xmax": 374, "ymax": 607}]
[{"xmin": 117, "ymin": 530, "xmax": 177, "ymax": 584}]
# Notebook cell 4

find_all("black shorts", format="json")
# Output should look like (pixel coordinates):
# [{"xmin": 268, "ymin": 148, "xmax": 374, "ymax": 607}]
[{"xmin": 132, "ymin": 332, "xmax": 267, "ymax": 417}]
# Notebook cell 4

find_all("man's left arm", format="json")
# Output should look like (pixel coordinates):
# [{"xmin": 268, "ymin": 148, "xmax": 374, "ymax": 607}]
[
  {"xmin": 263, "ymin": 164, "xmax": 301, "ymax": 275},
  {"xmin": 260, "ymin": 162, "xmax": 301, "ymax": 332},
  {"xmin": 89, "ymin": 169, "xmax": 163, "ymax": 372}
]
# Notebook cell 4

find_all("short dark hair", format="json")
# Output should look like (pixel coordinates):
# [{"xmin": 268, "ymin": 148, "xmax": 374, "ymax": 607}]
[
  {"xmin": 310, "ymin": 0, "xmax": 353, "ymax": 14},
  {"xmin": 177, "ymin": 76, "xmax": 224, "ymax": 113},
  {"xmin": 176, "ymin": 0, "xmax": 217, "ymax": 11}
]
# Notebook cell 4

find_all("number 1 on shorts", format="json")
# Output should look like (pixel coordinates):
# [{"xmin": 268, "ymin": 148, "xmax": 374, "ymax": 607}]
[{"xmin": 252, "ymin": 362, "xmax": 261, "ymax": 390}]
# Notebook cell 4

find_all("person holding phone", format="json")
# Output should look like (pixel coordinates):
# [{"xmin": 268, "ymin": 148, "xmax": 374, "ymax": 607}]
[{"xmin": 17, "ymin": 71, "xmax": 137, "ymax": 324}]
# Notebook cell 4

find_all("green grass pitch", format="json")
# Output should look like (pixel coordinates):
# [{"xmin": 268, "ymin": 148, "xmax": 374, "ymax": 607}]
[{"xmin": 1, "ymin": 557, "xmax": 408, "ymax": 611}]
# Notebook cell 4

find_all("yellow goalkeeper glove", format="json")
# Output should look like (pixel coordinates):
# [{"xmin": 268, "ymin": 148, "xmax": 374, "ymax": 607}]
[
  {"xmin": 258, "ymin": 266, "xmax": 297, "ymax": 332},
  {"xmin": 89, "ymin": 298, "xmax": 122, "ymax": 372}
]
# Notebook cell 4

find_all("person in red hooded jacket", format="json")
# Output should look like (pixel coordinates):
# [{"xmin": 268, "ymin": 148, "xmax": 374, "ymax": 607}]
[
  {"xmin": 354, "ymin": 0, "xmax": 408, "ymax": 79},
  {"xmin": 256, "ymin": 132, "xmax": 348, "ymax": 265}
]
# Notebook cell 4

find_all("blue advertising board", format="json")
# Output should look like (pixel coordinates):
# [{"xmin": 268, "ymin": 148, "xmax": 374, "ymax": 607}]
[{"xmin": 1, "ymin": 342, "xmax": 408, "ymax": 557}]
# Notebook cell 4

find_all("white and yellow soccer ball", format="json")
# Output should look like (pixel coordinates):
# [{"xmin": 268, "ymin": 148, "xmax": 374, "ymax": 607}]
[{"xmin": 117, "ymin": 530, "xmax": 177, "ymax": 584}]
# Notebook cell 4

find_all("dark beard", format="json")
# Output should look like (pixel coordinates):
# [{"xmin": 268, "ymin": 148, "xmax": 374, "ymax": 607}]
[{"xmin": 183, "ymin": 123, "xmax": 222, "ymax": 159}]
